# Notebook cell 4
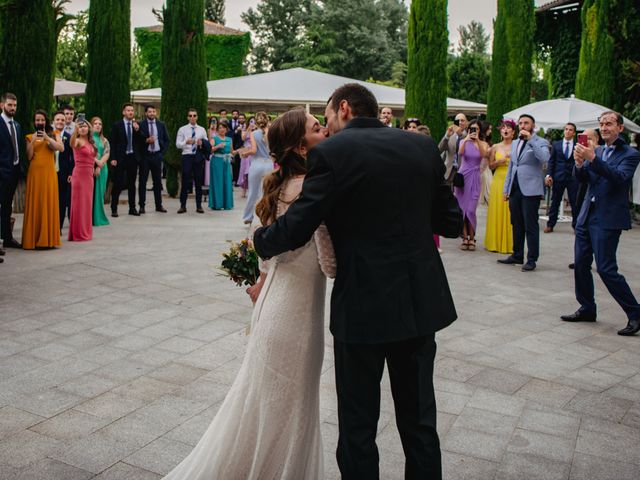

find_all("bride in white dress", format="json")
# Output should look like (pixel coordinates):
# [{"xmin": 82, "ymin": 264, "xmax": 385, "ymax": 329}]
[{"xmin": 164, "ymin": 109, "xmax": 335, "ymax": 480}]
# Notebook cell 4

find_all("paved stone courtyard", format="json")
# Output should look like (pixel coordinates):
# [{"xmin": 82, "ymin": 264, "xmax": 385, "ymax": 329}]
[{"xmin": 1, "ymin": 189, "xmax": 639, "ymax": 480}]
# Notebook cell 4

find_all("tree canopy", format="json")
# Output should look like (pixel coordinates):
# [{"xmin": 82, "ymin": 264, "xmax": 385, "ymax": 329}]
[
  {"xmin": 456, "ymin": 20, "xmax": 490, "ymax": 56},
  {"xmin": 205, "ymin": 0, "xmax": 225, "ymax": 24}
]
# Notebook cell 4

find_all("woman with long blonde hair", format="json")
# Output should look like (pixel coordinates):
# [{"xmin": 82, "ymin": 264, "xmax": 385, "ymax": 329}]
[
  {"xmin": 68, "ymin": 116, "xmax": 97, "ymax": 241},
  {"xmin": 240, "ymin": 111, "xmax": 273, "ymax": 224}
]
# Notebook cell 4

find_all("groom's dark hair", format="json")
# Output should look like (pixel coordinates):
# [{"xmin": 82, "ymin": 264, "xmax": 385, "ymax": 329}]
[{"xmin": 327, "ymin": 83, "xmax": 378, "ymax": 118}]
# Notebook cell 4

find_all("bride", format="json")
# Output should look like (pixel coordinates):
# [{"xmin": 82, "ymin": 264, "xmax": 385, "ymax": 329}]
[{"xmin": 164, "ymin": 108, "xmax": 335, "ymax": 479}]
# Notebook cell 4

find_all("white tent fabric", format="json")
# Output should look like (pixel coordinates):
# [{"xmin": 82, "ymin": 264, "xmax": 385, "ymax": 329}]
[
  {"xmin": 504, "ymin": 96, "xmax": 640, "ymax": 133},
  {"xmin": 54, "ymin": 78, "xmax": 86, "ymax": 97},
  {"xmin": 131, "ymin": 67, "xmax": 487, "ymax": 115}
]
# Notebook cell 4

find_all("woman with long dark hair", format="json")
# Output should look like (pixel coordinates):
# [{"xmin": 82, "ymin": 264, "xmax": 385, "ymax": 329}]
[
  {"xmin": 91, "ymin": 116, "xmax": 110, "ymax": 226},
  {"xmin": 22, "ymin": 109, "xmax": 64, "ymax": 249},
  {"xmin": 163, "ymin": 108, "xmax": 335, "ymax": 480},
  {"xmin": 68, "ymin": 116, "xmax": 97, "ymax": 241}
]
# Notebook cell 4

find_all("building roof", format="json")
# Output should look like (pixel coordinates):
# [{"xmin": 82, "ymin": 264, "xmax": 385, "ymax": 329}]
[
  {"xmin": 131, "ymin": 67, "xmax": 487, "ymax": 116},
  {"xmin": 536, "ymin": 0, "xmax": 582, "ymax": 13},
  {"xmin": 138, "ymin": 20, "xmax": 246, "ymax": 36}
]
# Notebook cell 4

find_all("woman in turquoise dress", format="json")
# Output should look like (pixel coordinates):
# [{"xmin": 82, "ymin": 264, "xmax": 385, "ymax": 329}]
[
  {"xmin": 91, "ymin": 117, "xmax": 110, "ymax": 226},
  {"xmin": 209, "ymin": 122, "xmax": 234, "ymax": 210}
]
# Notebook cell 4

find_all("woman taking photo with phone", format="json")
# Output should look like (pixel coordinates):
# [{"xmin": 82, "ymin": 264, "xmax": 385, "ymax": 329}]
[
  {"xmin": 22, "ymin": 110, "xmax": 63, "ymax": 249},
  {"xmin": 454, "ymin": 119, "xmax": 489, "ymax": 250}
]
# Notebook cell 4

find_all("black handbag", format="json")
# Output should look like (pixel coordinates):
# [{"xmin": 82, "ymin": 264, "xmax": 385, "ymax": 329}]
[
  {"xmin": 452, "ymin": 171, "xmax": 464, "ymax": 188},
  {"xmin": 432, "ymin": 184, "xmax": 463, "ymax": 238}
]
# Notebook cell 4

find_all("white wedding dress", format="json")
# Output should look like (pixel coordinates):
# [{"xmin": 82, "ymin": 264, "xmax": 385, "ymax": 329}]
[{"xmin": 164, "ymin": 177, "xmax": 336, "ymax": 480}]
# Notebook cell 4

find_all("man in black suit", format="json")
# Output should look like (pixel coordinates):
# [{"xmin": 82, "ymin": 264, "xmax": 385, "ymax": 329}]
[
  {"xmin": 110, "ymin": 103, "xmax": 141, "ymax": 217},
  {"xmin": 231, "ymin": 113, "xmax": 246, "ymax": 184},
  {"xmin": 137, "ymin": 105, "xmax": 169, "ymax": 213},
  {"xmin": 253, "ymin": 84, "xmax": 462, "ymax": 479},
  {"xmin": 545, "ymin": 122, "xmax": 578, "ymax": 232},
  {"xmin": 52, "ymin": 111, "xmax": 74, "ymax": 230},
  {"xmin": 0, "ymin": 92, "xmax": 22, "ymax": 252}
]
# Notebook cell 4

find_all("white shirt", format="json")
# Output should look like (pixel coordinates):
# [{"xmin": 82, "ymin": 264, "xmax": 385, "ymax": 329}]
[
  {"xmin": 2, "ymin": 111, "xmax": 19, "ymax": 164},
  {"xmin": 64, "ymin": 122, "xmax": 75, "ymax": 136},
  {"xmin": 563, "ymin": 139, "xmax": 573, "ymax": 158},
  {"xmin": 147, "ymin": 120, "xmax": 160, "ymax": 153},
  {"xmin": 176, "ymin": 123, "xmax": 207, "ymax": 155}
]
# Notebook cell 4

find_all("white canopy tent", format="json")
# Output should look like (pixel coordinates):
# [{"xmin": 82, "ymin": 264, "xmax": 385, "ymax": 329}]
[
  {"xmin": 131, "ymin": 67, "xmax": 487, "ymax": 117},
  {"xmin": 504, "ymin": 95, "xmax": 640, "ymax": 133},
  {"xmin": 54, "ymin": 78, "xmax": 86, "ymax": 97}
]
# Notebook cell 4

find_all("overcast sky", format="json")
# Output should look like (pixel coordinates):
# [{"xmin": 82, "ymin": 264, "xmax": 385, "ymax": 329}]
[{"xmin": 66, "ymin": 1, "xmax": 549, "ymax": 47}]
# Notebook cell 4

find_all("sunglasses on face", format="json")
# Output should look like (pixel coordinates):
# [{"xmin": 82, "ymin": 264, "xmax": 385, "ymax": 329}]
[{"xmin": 188, "ymin": 114, "xmax": 197, "ymax": 118}]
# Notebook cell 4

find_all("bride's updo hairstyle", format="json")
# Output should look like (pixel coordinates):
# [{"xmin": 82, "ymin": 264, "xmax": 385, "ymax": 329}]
[{"xmin": 255, "ymin": 108, "xmax": 308, "ymax": 226}]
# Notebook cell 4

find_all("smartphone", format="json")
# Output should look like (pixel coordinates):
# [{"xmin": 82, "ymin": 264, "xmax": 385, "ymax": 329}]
[
  {"xmin": 577, "ymin": 133, "xmax": 588, "ymax": 147},
  {"xmin": 35, "ymin": 125, "xmax": 44, "ymax": 132},
  {"xmin": 453, "ymin": 119, "xmax": 460, "ymax": 127}
]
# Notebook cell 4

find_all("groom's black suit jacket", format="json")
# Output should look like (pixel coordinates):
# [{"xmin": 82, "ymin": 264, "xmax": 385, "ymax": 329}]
[{"xmin": 254, "ymin": 117, "xmax": 462, "ymax": 344}]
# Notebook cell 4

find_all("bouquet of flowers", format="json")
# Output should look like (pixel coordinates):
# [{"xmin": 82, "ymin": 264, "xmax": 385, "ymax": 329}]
[{"xmin": 219, "ymin": 238, "xmax": 260, "ymax": 287}]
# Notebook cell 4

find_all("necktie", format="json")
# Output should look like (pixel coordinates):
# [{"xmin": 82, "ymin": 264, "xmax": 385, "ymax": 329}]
[
  {"xmin": 564, "ymin": 142, "xmax": 570, "ymax": 160},
  {"xmin": 126, "ymin": 122, "xmax": 133, "ymax": 153},
  {"xmin": 9, "ymin": 120, "xmax": 18, "ymax": 165},
  {"xmin": 603, "ymin": 146, "xmax": 613, "ymax": 162},
  {"xmin": 516, "ymin": 139, "xmax": 527, "ymax": 161},
  {"xmin": 149, "ymin": 122, "xmax": 156, "ymax": 152},
  {"xmin": 191, "ymin": 126, "xmax": 196, "ymax": 153}
]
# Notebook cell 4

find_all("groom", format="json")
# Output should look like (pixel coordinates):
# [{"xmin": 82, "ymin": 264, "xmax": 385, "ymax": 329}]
[{"xmin": 253, "ymin": 84, "xmax": 462, "ymax": 479}]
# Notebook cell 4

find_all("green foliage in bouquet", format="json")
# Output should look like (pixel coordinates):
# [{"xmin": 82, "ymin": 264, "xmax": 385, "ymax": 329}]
[{"xmin": 219, "ymin": 239, "xmax": 260, "ymax": 287}]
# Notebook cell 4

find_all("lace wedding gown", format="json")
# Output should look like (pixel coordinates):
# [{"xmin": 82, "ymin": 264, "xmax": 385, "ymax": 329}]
[{"xmin": 164, "ymin": 177, "xmax": 336, "ymax": 480}]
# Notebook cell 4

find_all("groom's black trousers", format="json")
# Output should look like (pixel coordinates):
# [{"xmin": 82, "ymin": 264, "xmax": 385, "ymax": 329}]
[{"xmin": 334, "ymin": 334, "xmax": 441, "ymax": 480}]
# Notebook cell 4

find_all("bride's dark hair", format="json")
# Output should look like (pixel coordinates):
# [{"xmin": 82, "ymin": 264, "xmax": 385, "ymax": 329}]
[{"xmin": 255, "ymin": 108, "xmax": 308, "ymax": 226}]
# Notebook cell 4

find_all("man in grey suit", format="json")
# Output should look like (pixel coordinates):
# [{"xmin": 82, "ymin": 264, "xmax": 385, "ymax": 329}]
[
  {"xmin": 438, "ymin": 113, "xmax": 468, "ymax": 183},
  {"xmin": 498, "ymin": 114, "xmax": 551, "ymax": 271}
]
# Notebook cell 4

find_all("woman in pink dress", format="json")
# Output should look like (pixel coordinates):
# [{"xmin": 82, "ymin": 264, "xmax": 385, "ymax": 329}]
[{"xmin": 68, "ymin": 116, "xmax": 97, "ymax": 241}]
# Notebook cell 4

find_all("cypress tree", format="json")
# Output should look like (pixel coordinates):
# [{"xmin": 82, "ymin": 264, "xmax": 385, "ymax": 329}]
[
  {"xmin": 575, "ymin": 0, "xmax": 615, "ymax": 107},
  {"xmin": 405, "ymin": 0, "xmax": 448, "ymax": 139},
  {"xmin": 0, "ymin": 0, "xmax": 56, "ymax": 145},
  {"xmin": 161, "ymin": 0, "xmax": 208, "ymax": 197},
  {"xmin": 487, "ymin": 0, "xmax": 534, "ymax": 130},
  {"xmin": 85, "ymin": 0, "xmax": 131, "ymax": 131}
]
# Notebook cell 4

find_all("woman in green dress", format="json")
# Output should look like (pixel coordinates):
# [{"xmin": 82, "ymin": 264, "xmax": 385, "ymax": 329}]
[
  {"xmin": 91, "ymin": 117, "xmax": 110, "ymax": 226},
  {"xmin": 209, "ymin": 121, "xmax": 234, "ymax": 210}
]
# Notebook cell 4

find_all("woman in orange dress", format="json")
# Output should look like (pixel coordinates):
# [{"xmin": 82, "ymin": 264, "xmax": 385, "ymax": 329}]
[
  {"xmin": 22, "ymin": 110, "xmax": 63, "ymax": 249},
  {"xmin": 68, "ymin": 116, "xmax": 97, "ymax": 242}
]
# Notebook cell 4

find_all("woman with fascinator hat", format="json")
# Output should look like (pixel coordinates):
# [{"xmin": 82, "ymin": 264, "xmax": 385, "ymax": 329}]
[{"xmin": 484, "ymin": 118, "xmax": 516, "ymax": 253}]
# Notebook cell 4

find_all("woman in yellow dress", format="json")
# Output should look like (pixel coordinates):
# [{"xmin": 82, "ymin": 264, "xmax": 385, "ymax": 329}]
[
  {"xmin": 484, "ymin": 119, "xmax": 515, "ymax": 254},
  {"xmin": 22, "ymin": 110, "xmax": 64, "ymax": 249}
]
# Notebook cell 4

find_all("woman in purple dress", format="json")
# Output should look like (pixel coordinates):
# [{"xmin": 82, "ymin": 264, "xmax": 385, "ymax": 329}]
[{"xmin": 454, "ymin": 120, "xmax": 489, "ymax": 250}]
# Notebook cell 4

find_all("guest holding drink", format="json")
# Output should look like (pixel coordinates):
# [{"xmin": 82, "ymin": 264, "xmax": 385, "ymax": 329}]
[
  {"xmin": 485, "ymin": 119, "xmax": 515, "ymax": 253},
  {"xmin": 209, "ymin": 121, "xmax": 234, "ymax": 210},
  {"xmin": 91, "ymin": 117, "xmax": 110, "ymax": 226},
  {"xmin": 69, "ymin": 116, "xmax": 97, "ymax": 241},
  {"xmin": 22, "ymin": 110, "xmax": 63, "ymax": 249},
  {"xmin": 454, "ymin": 119, "xmax": 489, "ymax": 251}
]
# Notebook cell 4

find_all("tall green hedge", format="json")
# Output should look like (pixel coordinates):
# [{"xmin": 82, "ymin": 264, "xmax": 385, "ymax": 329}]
[
  {"xmin": 405, "ymin": 0, "xmax": 448, "ymax": 139},
  {"xmin": 86, "ymin": 0, "xmax": 131, "ymax": 131},
  {"xmin": 135, "ymin": 27, "xmax": 249, "ymax": 86},
  {"xmin": 575, "ymin": 0, "xmax": 615, "ymax": 107},
  {"xmin": 487, "ymin": 0, "xmax": 534, "ymax": 131},
  {"xmin": 0, "ymin": 0, "xmax": 57, "ymax": 162},
  {"xmin": 161, "ymin": 0, "xmax": 208, "ymax": 197}
]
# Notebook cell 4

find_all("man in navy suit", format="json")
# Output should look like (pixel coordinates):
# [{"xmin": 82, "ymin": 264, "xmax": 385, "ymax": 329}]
[
  {"xmin": 110, "ymin": 103, "xmax": 141, "ymax": 217},
  {"xmin": 0, "ymin": 92, "xmax": 22, "ymax": 252},
  {"xmin": 137, "ymin": 105, "xmax": 169, "ymax": 213},
  {"xmin": 498, "ymin": 114, "xmax": 551, "ymax": 271},
  {"xmin": 545, "ymin": 122, "xmax": 578, "ymax": 232},
  {"xmin": 561, "ymin": 111, "xmax": 640, "ymax": 336},
  {"xmin": 52, "ymin": 111, "xmax": 74, "ymax": 230}
]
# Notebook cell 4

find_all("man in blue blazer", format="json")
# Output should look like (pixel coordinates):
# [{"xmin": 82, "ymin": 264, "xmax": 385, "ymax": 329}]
[
  {"xmin": 545, "ymin": 122, "xmax": 578, "ymax": 231},
  {"xmin": 561, "ymin": 111, "xmax": 640, "ymax": 336},
  {"xmin": 0, "ymin": 92, "xmax": 22, "ymax": 251},
  {"xmin": 138, "ymin": 105, "xmax": 169, "ymax": 213},
  {"xmin": 499, "ymin": 114, "xmax": 551, "ymax": 271}
]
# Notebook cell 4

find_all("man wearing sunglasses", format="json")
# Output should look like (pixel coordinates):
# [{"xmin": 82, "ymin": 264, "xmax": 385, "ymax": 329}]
[{"xmin": 176, "ymin": 109, "xmax": 210, "ymax": 214}]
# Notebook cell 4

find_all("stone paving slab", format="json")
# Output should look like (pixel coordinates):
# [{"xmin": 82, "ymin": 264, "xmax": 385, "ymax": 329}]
[{"xmin": 1, "ymin": 190, "xmax": 639, "ymax": 479}]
